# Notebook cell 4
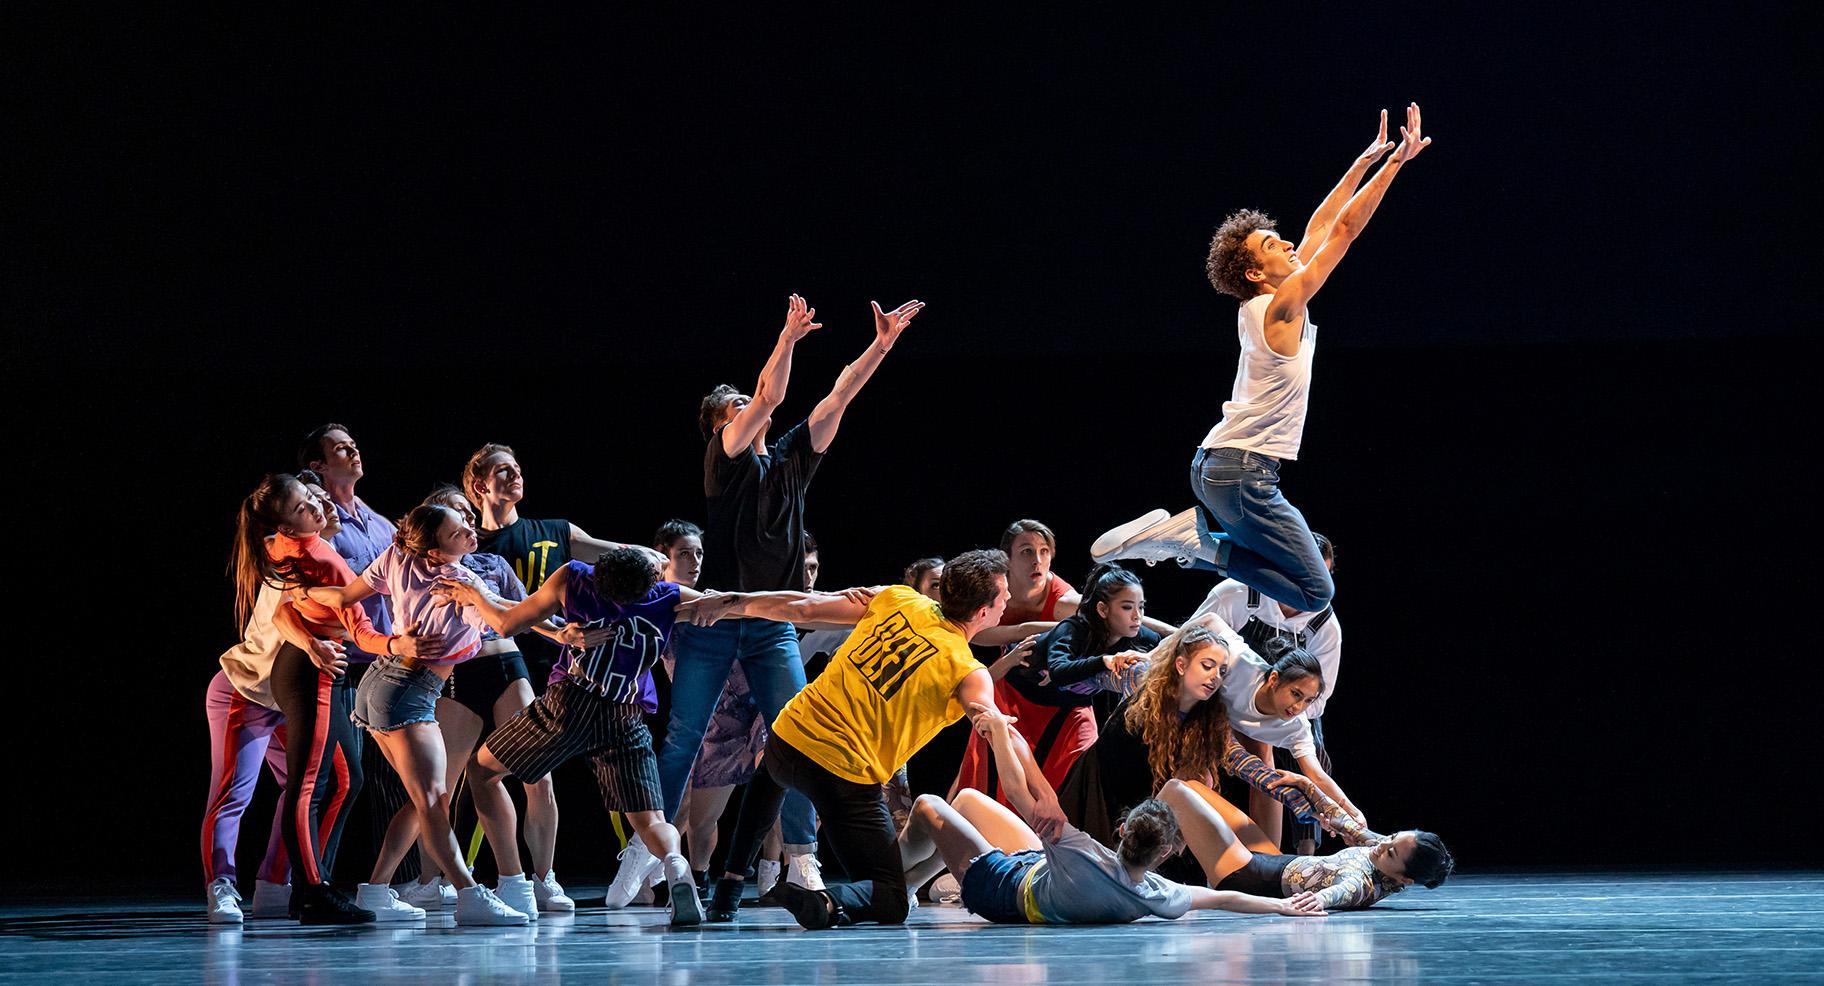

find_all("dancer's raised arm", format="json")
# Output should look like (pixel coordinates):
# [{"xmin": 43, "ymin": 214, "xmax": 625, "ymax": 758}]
[
  {"xmin": 1267, "ymin": 103, "xmax": 1432, "ymax": 342},
  {"xmin": 807, "ymin": 299, "xmax": 924, "ymax": 452},
  {"xmin": 722, "ymin": 294, "xmax": 823, "ymax": 455},
  {"xmin": 1297, "ymin": 109, "xmax": 1399, "ymax": 257}
]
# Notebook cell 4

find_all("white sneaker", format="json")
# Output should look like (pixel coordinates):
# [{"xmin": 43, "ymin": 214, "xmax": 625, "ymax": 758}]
[
  {"xmin": 662, "ymin": 853, "xmax": 702, "ymax": 926},
  {"xmin": 207, "ymin": 877, "xmax": 243, "ymax": 924},
  {"xmin": 355, "ymin": 883, "xmax": 427, "ymax": 922},
  {"xmin": 394, "ymin": 878, "xmax": 445, "ymax": 911},
  {"xmin": 495, "ymin": 874, "xmax": 539, "ymax": 922},
  {"xmin": 632, "ymin": 882, "xmax": 655, "ymax": 905},
  {"xmin": 454, "ymin": 885, "xmax": 528, "ymax": 926},
  {"xmin": 785, "ymin": 852, "xmax": 825, "ymax": 892},
  {"xmin": 533, "ymin": 871, "xmax": 575, "ymax": 913},
  {"xmin": 756, "ymin": 858, "xmax": 782, "ymax": 898},
  {"xmin": 437, "ymin": 878, "xmax": 459, "ymax": 908},
  {"xmin": 247, "ymin": 880, "xmax": 291, "ymax": 918},
  {"xmin": 907, "ymin": 885, "xmax": 920, "ymax": 912},
  {"xmin": 929, "ymin": 872, "xmax": 962, "ymax": 905},
  {"xmin": 605, "ymin": 839, "xmax": 662, "ymax": 909},
  {"xmin": 1091, "ymin": 508, "xmax": 1216, "ymax": 568}
]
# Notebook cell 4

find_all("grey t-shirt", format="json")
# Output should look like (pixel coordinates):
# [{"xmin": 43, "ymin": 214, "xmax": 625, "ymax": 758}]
[{"xmin": 1027, "ymin": 826, "xmax": 1194, "ymax": 923}]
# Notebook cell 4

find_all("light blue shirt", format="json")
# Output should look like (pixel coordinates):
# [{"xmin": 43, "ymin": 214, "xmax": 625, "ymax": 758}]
[{"xmin": 329, "ymin": 496, "xmax": 395, "ymax": 661}]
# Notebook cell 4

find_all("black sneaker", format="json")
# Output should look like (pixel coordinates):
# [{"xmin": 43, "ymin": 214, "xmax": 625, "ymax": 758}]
[
  {"xmin": 706, "ymin": 877, "xmax": 744, "ymax": 922},
  {"xmin": 297, "ymin": 882, "xmax": 376, "ymax": 925},
  {"xmin": 771, "ymin": 881, "xmax": 842, "ymax": 930},
  {"xmin": 693, "ymin": 871, "xmax": 711, "ymax": 902}
]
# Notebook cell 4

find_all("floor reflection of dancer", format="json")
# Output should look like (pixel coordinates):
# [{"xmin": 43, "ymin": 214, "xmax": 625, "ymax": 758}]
[{"xmin": 1095, "ymin": 105, "xmax": 1433, "ymax": 611}]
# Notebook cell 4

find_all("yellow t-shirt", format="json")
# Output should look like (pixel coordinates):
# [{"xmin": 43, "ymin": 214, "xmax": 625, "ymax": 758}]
[{"xmin": 771, "ymin": 586, "xmax": 984, "ymax": 784}]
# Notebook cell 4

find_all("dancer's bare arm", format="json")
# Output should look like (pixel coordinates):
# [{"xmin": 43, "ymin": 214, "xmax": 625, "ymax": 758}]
[
  {"xmin": 962, "ymin": 686, "xmax": 1068, "ymax": 839},
  {"xmin": 1189, "ymin": 887, "xmax": 1329, "ymax": 916},
  {"xmin": 568, "ymin": 526, "xmax": 667, "ymax": 569},
  {"xmin": 1297, "ymin": 110, "xmax": 1399, "ymax": 257},
  {"xmin": 675, "ymin": 587, "xmax": 881, "ymax": 626},
  {"xmin": 1267, "ymin": 103, "xmax": 1432, "ymax": 353},
  {"xmin": 434, "ymin": 567, "xmax": 568, "ymax": 637},
  {"xmin": 807, "ymin": 300, "xmax": 924, "ymax": 452},
  {"xmin": 723, "ymin": 295, "xmax": 823, "ymax": 455}
]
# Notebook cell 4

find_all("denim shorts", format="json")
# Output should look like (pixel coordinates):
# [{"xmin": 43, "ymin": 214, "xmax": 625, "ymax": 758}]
[
  {"xmin": 351, "ymin": 658, "xmax": 445, "ymax": 733},
  {"xmin": 961, "ymin": 849, "xmax": 1044, "ymax": 924}
]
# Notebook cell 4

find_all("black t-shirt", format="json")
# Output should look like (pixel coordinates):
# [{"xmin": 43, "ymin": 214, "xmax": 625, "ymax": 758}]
[
  {"xmin": 699, "ymin": 419, "xmax": 823, "ymax": 592},
  {"xmin": 1007, "ymin": 616, "xmax": 1164, "ymax": 708},
  {"xmin": 477, "ymin": 516, "xmax": 572, "ymax": 678},
  {"xmin": 477, "ymin": 516, "xmax": 574, "ymax": 593}
]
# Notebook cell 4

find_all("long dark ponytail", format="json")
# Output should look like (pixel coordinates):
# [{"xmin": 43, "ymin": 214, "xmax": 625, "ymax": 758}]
[
  {"xmin": 229, "ymin": 473, "xmax": 305, "ymax": 630},
  {"xmin": 1078, "ymin": 562, "xmax": 1144, "ymax": 654}
]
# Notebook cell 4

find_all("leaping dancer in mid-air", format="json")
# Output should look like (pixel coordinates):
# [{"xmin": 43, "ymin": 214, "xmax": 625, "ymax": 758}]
[{"xmin": 1094, "ymin": 104, "xmax": 1432, "ymax": 612}]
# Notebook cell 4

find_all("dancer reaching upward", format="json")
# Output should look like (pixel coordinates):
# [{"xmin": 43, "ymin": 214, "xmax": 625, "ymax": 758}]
[{"xmin": 1095, "ymin": 105, "xmax": 1433, "ymax": 611}]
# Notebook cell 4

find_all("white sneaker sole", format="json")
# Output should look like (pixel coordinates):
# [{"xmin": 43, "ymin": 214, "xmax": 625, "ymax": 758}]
[{"xmin": 1090, "ymin": 509, "xmax": 1171, "ymax": 559}]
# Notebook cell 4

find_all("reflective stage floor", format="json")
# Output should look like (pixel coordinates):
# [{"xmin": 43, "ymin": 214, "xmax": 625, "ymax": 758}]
[{"xmin": 2, "ymin": 872, "xmax": 1818, "ymax": 984}]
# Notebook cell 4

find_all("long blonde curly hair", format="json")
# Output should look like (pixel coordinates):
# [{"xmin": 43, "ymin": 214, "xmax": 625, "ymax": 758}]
[{"xmin": 1121, "ymin": 623, "xmax": 1232, "ymax": 788}]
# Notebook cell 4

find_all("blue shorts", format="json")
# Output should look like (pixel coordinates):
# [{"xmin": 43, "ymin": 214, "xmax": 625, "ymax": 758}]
[
  {"xmin": 960, "ymin": 849, "xmax": 1044, "ymax": 924},
  {"xmin": 351, "ymin": 658, "xmax": 444, "ymax": 733}
]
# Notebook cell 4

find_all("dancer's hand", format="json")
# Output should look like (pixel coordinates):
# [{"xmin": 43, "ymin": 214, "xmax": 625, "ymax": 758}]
[
  {"xmin": 430, "ymin": 576, "xmax": 481, "ymax": 608},
  {"xmin": 555, "ymin": 622, "xmax": 618, "ymax": 649},
  {"xmin": 393, "ymin": 621, "xmax": 447, "ymax": 660},
  {"xmin": 1355, "ymin": 109, "xmax": 1397, "ymax": 167},
  {"xmin": 834, "ymin": 586, "xmax": 879, "ymax": 608},
  {"xmin": 966, "ymin": 700, "xmax": 1015, "ymax": 737},
  {"xmin": 1278, "ymin": 891, "xmax": 1328, "ymax": 917},
  {"xmin": 1102, "ymin": 649, "xmax": 1148, "ymax": 673},
  {"xmin": 871, "ymin": 299, "xmax": 925, "ymax": 351},
  {"xmin": 1265, "ymin": 769, "xmax": 1317, "ymax": 796},
  {"xmin": 1028, "ymin": 786, "xmax": 1069, "ymax": 841},
  {"xmin": 676, "ymin": 591, "xmax": 742, "ymax": 627},
  {"xmin": 1395, "ymin": 102, "xmax": 1431, "ymax": 162},
  {"xmin": 307, "ymin": 638, "xmax": 348, "ymax": 678},
  {"xmin": 782, "ymin": 293, "xmax": 823, "ymax": 341}
]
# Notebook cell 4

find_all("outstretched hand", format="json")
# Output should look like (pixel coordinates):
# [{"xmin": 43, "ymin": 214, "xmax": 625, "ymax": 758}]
[
  {"xmin": 782, "ymin": 294, "xmax": 823, "ymax": 341},
  {"xmin": 675, "ymin": 591, "xmax": 740, "ymax": 627},
  {"xmin": 871, "ymin": 299, "xmax": 924, "ymax": 350},
  {"xmin": 1279, "ymin": 891, "xmax": 1329, "ymax": 917},
  {"xmin": 966, "ymin": 700, "xmax": 1015, "ymax": 737},
  {"xmin": 1356, "ymin": 108, "xmax": 1397, "ymax": 167},
  {"xmin": 1395, "ymin": 102, "xmax": 1432, "ymax": 162}
]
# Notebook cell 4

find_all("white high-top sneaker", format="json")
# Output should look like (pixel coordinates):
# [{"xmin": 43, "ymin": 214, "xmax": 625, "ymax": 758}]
[
  {"xmin": 756, "ymin": 858, "xmax": 782, "ymax": 898},
  {"xmin": 495, "ymin": 873, "xmax": 539, "ymax": 922},
  {"xmin": 354, "ymin": 883, "xmax": 427, "ymax": 922},
  {"xmin": 247, "ymin": 880, "xmax": 291, "ymax": 918},
  {"xmin": 929, "ymin": 872, "xmax": 962, "ymax": 905},
  {"xmin": 605, "ymin": 839, "xmax": 662, "ymax": 909},
  {"xmin": 394, "ymin": 878, "xmax": 445, "ymax": 911},
  {"xmin": 454, "ymin": 885, "xmax": 528, "ymax": 926},
  {"xmin": 662, "ymin": 853, "xmax": 701, "ymax": 926},
  {"xmin": 207, "ymin": 877, "xmax": 243, "ymax": 924},
  {"xmin": 785, "ymin": 852, "xmax": 825, "ymax": 892},
  {"xmin": 533, "ymin": 871, "xmax": 576, "ymax": 913}
]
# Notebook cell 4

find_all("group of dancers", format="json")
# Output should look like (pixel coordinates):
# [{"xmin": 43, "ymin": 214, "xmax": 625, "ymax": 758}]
[{"xmin": 202, "ymin": 104, "xmax": 1454, "ymax": 931}]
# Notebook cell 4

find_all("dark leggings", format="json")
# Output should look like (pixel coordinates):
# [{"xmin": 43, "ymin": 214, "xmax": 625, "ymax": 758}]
[
  {"xmin": 729, "ymin": 734, "xmax": 908, "ymax": 925},
  {"xmin": 339, "ymin": 665, "xmax": 417, "ymax": 882},
  {"xmin": 269, "ymin": 643, "xmax": 365, "ymax": 886}
]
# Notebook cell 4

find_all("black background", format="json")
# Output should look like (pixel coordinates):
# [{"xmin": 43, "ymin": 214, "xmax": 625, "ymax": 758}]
[{"xmin": 6, "ymin": 4, "xmax": 1818, "ymax": 887}]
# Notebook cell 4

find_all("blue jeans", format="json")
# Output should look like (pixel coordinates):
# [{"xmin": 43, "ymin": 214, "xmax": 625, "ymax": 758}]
[
  {"xmin": 1190, "ymin": 446, "xmax": 1335, "ymax": 612},
  {"xmin": 658, "ymin": 619, "xmax": 818, "ymax": 848}
]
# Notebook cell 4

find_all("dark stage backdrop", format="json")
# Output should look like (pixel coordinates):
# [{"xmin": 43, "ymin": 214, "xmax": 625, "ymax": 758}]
[{"xmin": 6, "ymin": 5, "xmax": 1818, "ymax": 886}]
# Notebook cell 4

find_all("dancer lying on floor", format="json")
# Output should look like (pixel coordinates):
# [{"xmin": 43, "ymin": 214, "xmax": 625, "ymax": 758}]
[
  {"xmin": 899, "ymin": 707, "xmax": 1328, "ymax": 923},
  {"xmin": 1157, "ymin": 777, "xmax": 1452, "ymax": 910}
]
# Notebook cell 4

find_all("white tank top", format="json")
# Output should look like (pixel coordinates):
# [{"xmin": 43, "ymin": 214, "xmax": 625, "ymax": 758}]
[{"xmin": 1201, "ymin": 294, "xmax": 1316, "ymax": 460}]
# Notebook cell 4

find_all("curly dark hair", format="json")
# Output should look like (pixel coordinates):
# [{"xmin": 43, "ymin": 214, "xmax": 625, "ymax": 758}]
[
  {"xmin": 698, "ymin": 384, "xmax": 742, "ymax": 440},
  {"xmin": 1205, "ymin": 208, "xmax": 1276, "ymax": 300},
  {"xmin": 593, "ymin": 546, "xmax": 661, "ymax": 606},
  {"xmin": 938, "ymin": 548, "xmax": 1009, "ymax": 623}
]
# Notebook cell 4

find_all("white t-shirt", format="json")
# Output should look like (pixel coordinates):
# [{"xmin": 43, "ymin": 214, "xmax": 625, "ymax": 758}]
[
  {"xmin": 1218, "ymin": 643, "xmax": 1318, "ymax": 761},
  {"xmin": 1201, "ymin": 294, "xmax": 1317, "ymax": 460},
  {"xmin": 1193, "ymin": 579, "xmax": 1341, "ymax": 719},
  {"xmin": 218, "ymin": 584, "xmax": 286, "ymax": 711}
]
